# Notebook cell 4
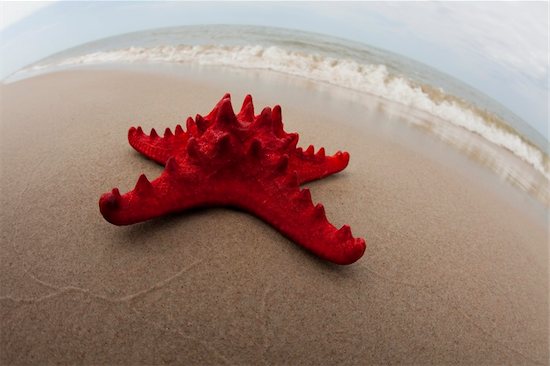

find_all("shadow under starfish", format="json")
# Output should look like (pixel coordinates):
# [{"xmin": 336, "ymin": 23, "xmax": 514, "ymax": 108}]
[{"xmin": 99, "ymin": 94, "xmax": 366, "ymax": 265}]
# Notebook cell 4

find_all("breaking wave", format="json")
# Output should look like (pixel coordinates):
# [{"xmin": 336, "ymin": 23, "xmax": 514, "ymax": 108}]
[{"xmin": 17, "ymin": 44, "xmax": 550, "ymax": 183}]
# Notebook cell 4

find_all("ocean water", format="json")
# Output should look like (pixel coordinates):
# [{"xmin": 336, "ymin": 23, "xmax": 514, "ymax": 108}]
[{"xmin": 6, "ymin": 25, "xmax": 549, "ymax": 204}]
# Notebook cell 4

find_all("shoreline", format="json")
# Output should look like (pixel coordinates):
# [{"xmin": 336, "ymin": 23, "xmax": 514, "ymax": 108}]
[
  {"xmin": 5, "ymin": 62, "xmax": 548, "ymax": 208},
  {"xmin": 1, "ymin": 68, "xmax": 548, "ymax": 364},
  {"xmin": 6, "ymin": 38, "xmax": 548, "ymax": 165}
]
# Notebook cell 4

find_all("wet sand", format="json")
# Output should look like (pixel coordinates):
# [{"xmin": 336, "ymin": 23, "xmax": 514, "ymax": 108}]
[{"xmin": 1, "ymin": 67, "xmax": 548, "ymax": 365}]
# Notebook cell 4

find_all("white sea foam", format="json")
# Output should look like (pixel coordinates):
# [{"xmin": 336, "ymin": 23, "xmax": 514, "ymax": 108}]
[{"xmin": 22, "ymin": 44, "xmax": 550, "ymax": 181}]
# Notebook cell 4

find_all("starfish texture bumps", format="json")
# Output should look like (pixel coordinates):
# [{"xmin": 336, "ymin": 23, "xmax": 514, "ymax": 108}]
[{"xmin": 99, "ymin": 94, "xmax": 366, "ymax": 265}]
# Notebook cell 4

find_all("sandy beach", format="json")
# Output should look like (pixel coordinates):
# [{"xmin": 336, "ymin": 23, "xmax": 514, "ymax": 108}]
[{"xmin": 1, "ymin": 67, "xmax": 548, "ymax": 365}]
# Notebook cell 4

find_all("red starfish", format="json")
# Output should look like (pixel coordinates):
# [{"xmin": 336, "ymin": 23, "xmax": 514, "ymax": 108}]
[{"xmin": 99, "ymin": 94, "xmax": 366, "ymax": 265}]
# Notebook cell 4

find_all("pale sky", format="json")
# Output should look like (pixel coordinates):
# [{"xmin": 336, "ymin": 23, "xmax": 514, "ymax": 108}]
[
  {"xmin": 1, "ymin": 1, "xmax": 548, "ymax": 138},
  {"xmin": 0, "ymin": 1, "xmax": 52, "ymax": 30}
]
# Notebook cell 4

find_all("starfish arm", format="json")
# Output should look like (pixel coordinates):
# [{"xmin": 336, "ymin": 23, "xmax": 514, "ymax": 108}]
[
  {"xmin": 290, "ymin": 148, "xmax": 350, "ymax": 184},
  {"xmin": 127, "ymin": 125, "xmax": 188, "ymax": 164},
  {"xmin": 99, "ymin": 158, "xmax": 209, "ymax": 225},
  {"xmin": 127, "ymin": 94, "xmax": 232, "ymax": 164},
  {"xmin": 243, "ymin": 181, "xmax": 366, "ymax": 265},
  {"xmin": 248, "ymin": 104, "xmax": 350, "ymax": 184}
]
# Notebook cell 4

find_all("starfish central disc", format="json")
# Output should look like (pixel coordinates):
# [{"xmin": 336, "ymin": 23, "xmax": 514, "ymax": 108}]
[{"xmin": 99, "ymin": 94, "xmax": 366, "ymax": 265}]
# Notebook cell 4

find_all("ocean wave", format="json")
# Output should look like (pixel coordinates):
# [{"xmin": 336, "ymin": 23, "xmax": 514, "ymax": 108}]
[{"xmin": 22, "ymin": 44, "xmax": 550, "ymax": 181}]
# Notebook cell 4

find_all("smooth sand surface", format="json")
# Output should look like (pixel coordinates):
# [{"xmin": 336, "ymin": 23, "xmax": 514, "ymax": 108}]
[{"xmin": 1, "ymin": 67, "xmax": 548, "ymax": 365}]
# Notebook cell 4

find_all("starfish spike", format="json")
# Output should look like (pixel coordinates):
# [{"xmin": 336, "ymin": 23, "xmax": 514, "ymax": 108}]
[{"xmin": 101, "ymin": 94, "xmax": 365, "ymax": 265}]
